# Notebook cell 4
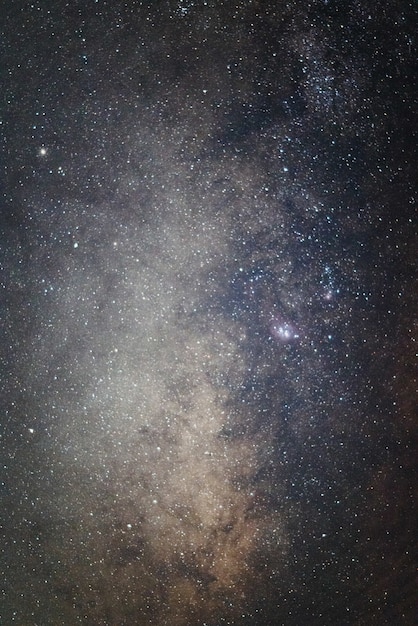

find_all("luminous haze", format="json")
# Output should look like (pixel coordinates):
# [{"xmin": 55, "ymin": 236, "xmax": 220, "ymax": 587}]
[{"xmin": 1, "ymin": 1, "xmax": 416, "ymax": 625}]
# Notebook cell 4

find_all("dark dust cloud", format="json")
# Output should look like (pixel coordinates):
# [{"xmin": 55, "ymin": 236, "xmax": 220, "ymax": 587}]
[{"xmin": 1, "ymin": 1, "xmax": 417, "ymax": 624}]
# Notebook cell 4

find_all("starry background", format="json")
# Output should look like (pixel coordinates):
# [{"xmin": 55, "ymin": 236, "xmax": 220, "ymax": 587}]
[{"xmin": 1, "ymin": 1, "xmax": 417, "ymax": 625}]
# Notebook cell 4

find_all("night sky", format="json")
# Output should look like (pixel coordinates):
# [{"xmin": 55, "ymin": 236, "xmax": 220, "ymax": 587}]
[{"xmin": 1, "ymin": 1, "xmax": 417, "ymax": 624}]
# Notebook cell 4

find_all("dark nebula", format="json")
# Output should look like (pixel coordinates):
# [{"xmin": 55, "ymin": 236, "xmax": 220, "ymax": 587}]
[{"xmin": 1, "ymin": 1, "xmax": 416, "ymax": 625}]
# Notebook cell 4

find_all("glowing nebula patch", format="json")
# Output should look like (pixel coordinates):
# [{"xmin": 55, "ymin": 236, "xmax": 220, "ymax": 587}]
[{"xmin": 269, "ymin": 318, "xmax": 300, "ymax": 343}]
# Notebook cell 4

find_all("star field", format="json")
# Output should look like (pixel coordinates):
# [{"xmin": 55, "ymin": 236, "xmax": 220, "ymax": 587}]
[{"xmin": 1, "ymin": 1, "xmax": 417, "ymax": 625}]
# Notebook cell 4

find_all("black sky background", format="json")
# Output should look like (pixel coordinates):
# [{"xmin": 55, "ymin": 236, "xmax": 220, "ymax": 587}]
[{"xmin": 1, "ymin": 1, "xmax": 417, "ymax": 625}]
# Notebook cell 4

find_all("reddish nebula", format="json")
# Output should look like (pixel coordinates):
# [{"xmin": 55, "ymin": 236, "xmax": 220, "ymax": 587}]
[{"xmin": 269, "ymin": 317, "xmax": 301, "ymax": 343}]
